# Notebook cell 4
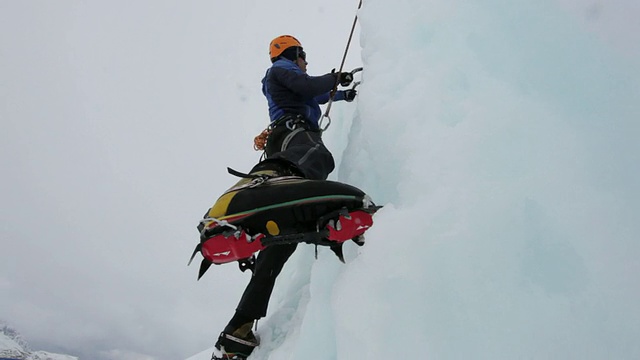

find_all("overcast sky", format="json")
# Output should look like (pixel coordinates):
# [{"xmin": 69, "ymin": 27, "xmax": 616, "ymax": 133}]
[{"xmin": 1, "ymin": 1, "xmax": 638, "ymax": 359}]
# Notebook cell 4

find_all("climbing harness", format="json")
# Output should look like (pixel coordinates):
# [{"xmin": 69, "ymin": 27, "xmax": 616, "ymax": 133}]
[
  {"xmin": 280, "ymin": 127, "xmax": 305, "ymax": 152},
  {"xmin": 253, "ymin": 114, "xmax": 307, "ymax": 153}
]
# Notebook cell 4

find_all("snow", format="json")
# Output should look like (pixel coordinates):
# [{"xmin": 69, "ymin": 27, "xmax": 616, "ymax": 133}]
[{"xmin": 188, "ymin": 1, "xmax": 639, "ymax": 359}]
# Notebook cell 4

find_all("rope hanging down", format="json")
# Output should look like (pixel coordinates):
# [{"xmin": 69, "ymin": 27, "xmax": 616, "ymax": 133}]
[{"xmin": 319, "ymin": 0, "xmax": 363, "ymax": 131}]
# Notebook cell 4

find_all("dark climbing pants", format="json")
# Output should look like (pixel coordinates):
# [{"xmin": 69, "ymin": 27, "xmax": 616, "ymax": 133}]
[
  {"xmin": 233, "ymin": 117, "xmax": 334, "ymax": 322},
  {"xmin": 235, "ymin": 243, "xmax": 298, "ymax": 319},
  {"xmin": 265, "ymin": 124, "xmax": 335, "ymax": 181}
]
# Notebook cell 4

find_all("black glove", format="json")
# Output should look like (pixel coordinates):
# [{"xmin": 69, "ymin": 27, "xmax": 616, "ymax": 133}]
[
  {"xmin": 343, "ymin": 89, "xmax": 357, "ymax": 102},
  {"xmin": 330, "ymin": 69, "xmax": 354, "ymax": 87},
  {"xmin": 338, "ymin": 72, "xmax": 354, "ymax": 87}
]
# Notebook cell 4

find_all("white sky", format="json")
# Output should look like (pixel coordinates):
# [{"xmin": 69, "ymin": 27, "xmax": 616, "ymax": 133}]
[
  {"xmin": 1, "ymin": 1, "xmax": 639, "ymax": 359},
  {"xmin": 1, "ymin": 1, "xmax": 362, "ymax": 359}
]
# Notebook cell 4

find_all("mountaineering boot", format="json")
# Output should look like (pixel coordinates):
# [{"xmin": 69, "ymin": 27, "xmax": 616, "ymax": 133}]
[{"xmin": 213, "ymin": 321, "xmax": 259, "ymax": 360}]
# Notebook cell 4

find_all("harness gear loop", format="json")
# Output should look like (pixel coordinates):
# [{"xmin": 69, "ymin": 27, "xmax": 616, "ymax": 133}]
[{"xmin": 320, "ymin": 0, "xmax": 363, "ymax": 131}]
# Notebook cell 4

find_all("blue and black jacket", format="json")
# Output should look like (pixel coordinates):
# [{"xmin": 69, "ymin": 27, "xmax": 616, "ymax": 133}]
[{"xmin": 261, "ymin": 59, "xmax": 348, "ymax": 130}]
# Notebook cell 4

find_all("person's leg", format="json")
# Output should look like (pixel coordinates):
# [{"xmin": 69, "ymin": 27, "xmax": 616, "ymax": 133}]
[
  {"xmin": 215, "ymin": 244, "xmax": 298, "ymax": 357},
  {"xmin": 234, "ymin": 243, "xmax": 298, "ymax": 320}
]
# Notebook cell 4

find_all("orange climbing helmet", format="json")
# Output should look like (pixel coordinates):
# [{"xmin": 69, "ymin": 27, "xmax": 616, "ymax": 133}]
[{"xmin": 269, "ymin": 35, "xmax": 302, "ymax": 61}]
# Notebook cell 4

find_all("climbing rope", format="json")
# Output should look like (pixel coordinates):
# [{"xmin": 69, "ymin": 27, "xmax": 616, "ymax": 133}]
[
  {"xmin": 253, "ymin": 128, "xmax": 271, "ymax": 151},
  {"xmin": 320, "ymin": 0, "xmax": 364, "ymax": 131}
]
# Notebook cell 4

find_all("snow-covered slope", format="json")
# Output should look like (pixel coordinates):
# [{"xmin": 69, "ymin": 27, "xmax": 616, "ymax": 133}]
[
  {"xmin": 27, "ymin": 352, "xmax": 78, "ymax": 360},
  {"xmin": 188, "ymin": 1, "xmax": 640, "ymax": 360},
  {"xmin": 0, "ymin": 325, "xmax": 29, "ymax": 360},
  {"xmin": 0, "ymin": 336, "xmax": 28, "ymax": 360},
  {"xmin": 0, "ymin": 325, "xmax": 77, "ymax": 360}
]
